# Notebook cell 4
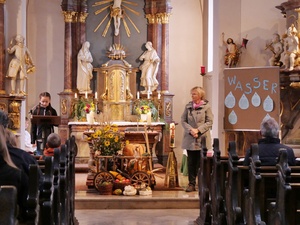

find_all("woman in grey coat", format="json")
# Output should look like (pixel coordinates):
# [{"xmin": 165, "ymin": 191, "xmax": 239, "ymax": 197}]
[{"xmin": 181, "ymin": 86, "xmax": 213, "ymax": 192}]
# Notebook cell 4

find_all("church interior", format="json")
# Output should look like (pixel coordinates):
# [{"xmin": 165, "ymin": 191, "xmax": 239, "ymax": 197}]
[{"xmin": 1, "ymin": 0, "xmax": 300, "ymax": 224}]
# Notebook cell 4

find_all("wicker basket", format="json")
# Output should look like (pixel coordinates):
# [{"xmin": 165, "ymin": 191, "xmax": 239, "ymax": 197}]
[
  {"xmin": 113, "ymin": 181, "xmax": 131, "ymax": 191},
  {"xmin": 96, "ymin": 182, "xmax": 113, "ymax": 195}
]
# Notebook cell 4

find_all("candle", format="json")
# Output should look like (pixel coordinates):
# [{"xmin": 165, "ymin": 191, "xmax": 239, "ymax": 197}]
[
  {"xmin": 147, "ymin": 92, "xmax": 150, "ymax": 99},
  {"xmin": 137, "ymin": 91, "xmax": 140, "ymax": 99},
  {"xmin": 158, "ymin": 92, "xmax": 161, "ymax": 100},
  {"xmin": 201, "ymin": 66, "xmax": 206, "ymax": 75},
  {"xmin": 170, "ymin": 123, "xmax": 175, "ymax": 147},
  {"xmin": 74, "ymin": 93, "xmax": 77, "ymax": 99},
  {"xmin": 95, "ymin": 92, "xmax": 98, "ymax": 99},
  {"xmin": 85, "ymin": 92, "xmax": 88, "ymax": 99},
  {"xmin": 147, "ymin": 111, "xmax": 152, "ymax": 125}
]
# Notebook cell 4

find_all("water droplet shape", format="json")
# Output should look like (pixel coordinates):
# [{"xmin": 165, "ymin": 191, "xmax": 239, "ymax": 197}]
[
  {"xmin": 263, "ymin": 96, "xmax": 274, "ymax": 112},
  {"xmin": 225, "ymin": 91, "xmax": 236, "ymax": 108},
  {"xmin": 228, "ymin": 110, "xmax": 237, "ymax": 124},
  {"xmin": 238, "ymin": 94, "xmax": 249, "ymax": 110},
  {"xmin": 251, "ymin": 92, "xmax": 261, "ymax": 107}
]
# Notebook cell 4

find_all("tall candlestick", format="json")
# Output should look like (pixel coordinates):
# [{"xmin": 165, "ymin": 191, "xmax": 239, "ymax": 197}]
[
  {"xmin": 147, "ymin": 112, "xmax": 152, "ymax": 125},
  {"xmin": 170, "ymin": 123, "xmax": 175, "ymax": 147},
  {"xmin": 147, "ymin": 92, "xmax": 150, "ymax": 99},
  {"xmin": 95, "ymin": 92, "xmax": 98, "ymax": 99},
  {"xmin": 74, "ymin": 93, "xmax": 77, "ymax": 99},
  {"xmin": 137, "ymin": 91, "xmax": 140, "ymax": 99},
  {"xmin": 85, "ymin": 92, "xmax": 88, "ymax": 99}
]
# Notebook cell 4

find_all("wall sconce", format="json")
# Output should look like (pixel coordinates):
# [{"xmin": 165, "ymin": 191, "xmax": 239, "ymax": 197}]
[{"xmin": 200, "ymin": 66, "xmax": 206, "ymax": 76}]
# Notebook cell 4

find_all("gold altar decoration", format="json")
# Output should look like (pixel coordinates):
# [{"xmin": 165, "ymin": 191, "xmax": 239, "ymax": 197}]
[{"xmin": 99, "ymin": 57, "xmax": 136, "ymax": 121}]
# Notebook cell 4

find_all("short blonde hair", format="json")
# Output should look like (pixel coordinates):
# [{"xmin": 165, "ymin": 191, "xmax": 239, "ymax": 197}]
[{"xmin": 190, "ymin": 86, "xmax": 206, "ymax": 100}]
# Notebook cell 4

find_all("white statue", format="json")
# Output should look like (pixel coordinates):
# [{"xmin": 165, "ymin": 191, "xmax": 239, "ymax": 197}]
[
  {"xmin": 266, "ymin": 33, "xmax": 284, "ymax": 67},
  {"xmin": 6, "ymin": 34, "xmax": 35, "ymax": 95},
  {"xmin": 283, "ymin": 24, "xmax": 299, "ymax": 71},
  {"xmin": 111, "ymin": 0, "xmax": 123, "ymax": 36},
  {"xmin": 77, "ymin": 41, "xmax": 93, "ymax": 93},
  {"xmin": 139, "ymin": 42, "xmax": 160, "ymax": 94}
]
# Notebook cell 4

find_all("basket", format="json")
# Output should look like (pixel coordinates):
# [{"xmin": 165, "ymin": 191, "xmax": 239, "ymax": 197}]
[
  {"xmin": 113, "ymin": 181, "xmax": 131, "ymax": 191},
  {"xmin": 96, "ymin": 182, "xmax": 113, "ymax": 195}
]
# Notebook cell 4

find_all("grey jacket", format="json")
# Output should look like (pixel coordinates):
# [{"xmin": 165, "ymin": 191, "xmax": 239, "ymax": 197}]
[{"xmin": 181, "ymin": 100, "xmax": 213, "ymax": 150}]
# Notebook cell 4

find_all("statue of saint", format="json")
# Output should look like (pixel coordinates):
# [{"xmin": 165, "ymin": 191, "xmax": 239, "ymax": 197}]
[
  {"xmin": 77, "ymin": 41, "xmax": 94, "ymax": 94},
  {"xmin": 283, "ymin": 24, "xmax": 299, "ymax": 71},
  {"xmin": 265, "ymin": 33, "xmax": 284, "ymax": 67},
  {"xmin": 139, "ymin": 42, "xmax": 160, "ymax": 94},
  {"xmin": 6, "ymin": 34, "xmax": 35, "ymax": 95}
]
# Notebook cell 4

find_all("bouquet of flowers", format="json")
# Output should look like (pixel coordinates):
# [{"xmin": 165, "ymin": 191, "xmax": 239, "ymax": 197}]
[
  {"xmin": 72, "ymin": 98, "xmax": 95, "ymax": 121},
  {"xmin": 134, "ymin": 99, "xmax": 158, "ymax": 118},
  {"xmin": 87, "ymin": 123, "xmax": 127, "ymax": 156},
  {"xmin": 84, "ymin": 102, "xmax": 95, "ymax": 114}
]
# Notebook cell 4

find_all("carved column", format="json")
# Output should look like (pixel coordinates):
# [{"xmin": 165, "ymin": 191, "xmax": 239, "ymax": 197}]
[
  {"xmin": 160, "ymin": 12, "xmax": 171, "ymax": 93},
  {"xmin": 0, "ymin": 0, "xmax": 5, "ymax": 95}
]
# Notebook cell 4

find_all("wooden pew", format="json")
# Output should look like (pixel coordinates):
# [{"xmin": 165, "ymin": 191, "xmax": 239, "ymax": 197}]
[
  {"xmin": 26, "ymin": 164, "xmax": 40, "ymax": 225},
  {"xmin": 210, "ymin": 138, "xmax": 226, "ymax": 225},
  {"xmin": 268, "ymin": 150, "xmax": 300, "ymax": 225},
  {"xmin": 225, "ymin": 141, "xmax": 244, "ymax": 225},
  {"xmin": 39, "ymin": 156, "xmax": 54, "ymax": 225},
  {"xmin": 0, "ymin": 185, "xmax": 18, "ymax": 225},
  {"xmin": 243, "ymin": 143, "xmax": 266, "ymax": 225},
  {"xmin": 195, "ymin": 136, "xmax": 212, "ymax": 225}
]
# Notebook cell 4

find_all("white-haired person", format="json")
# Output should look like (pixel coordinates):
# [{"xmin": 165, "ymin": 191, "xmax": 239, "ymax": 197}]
[{"xmin": 244, "ymin": 117, "xmax": 296, "ymax": 166}]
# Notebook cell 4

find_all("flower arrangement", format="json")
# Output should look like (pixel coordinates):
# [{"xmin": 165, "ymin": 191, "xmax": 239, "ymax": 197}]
[
  {"xmin": 134, "ymin": 100, "xmax": 158, "ymax": 118},
  {"xmin": 136, "ymin": 105, "xmax": 151, "ymax": 115},
  {"xmin": 85, "ymin": 102, "xmax": 95, "ymax": 114},
  {"xmin": 87, "ymin": 123, "xmax": 127, "ymax": 156},
  {"xmin": 72, "ymin": 98, "xmax": 96, "ymax": 121}
]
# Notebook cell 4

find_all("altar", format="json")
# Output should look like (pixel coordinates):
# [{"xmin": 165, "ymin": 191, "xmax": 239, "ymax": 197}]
[{"xmin": 68, "ymin": 121, "xmax": 167, "ymax": 165}]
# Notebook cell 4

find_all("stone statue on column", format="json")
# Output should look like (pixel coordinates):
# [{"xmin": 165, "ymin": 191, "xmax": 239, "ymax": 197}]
[
  {"xmin": 6, "ymin": 34, "xmax": 35, "ymax": 96},
  {"xmin": 139, "ymin": 42, "xmax": 160, "ymax": 94},
  {"xmin": 77, "ymin": 41, "xmax": 94, "ymax": 94}
]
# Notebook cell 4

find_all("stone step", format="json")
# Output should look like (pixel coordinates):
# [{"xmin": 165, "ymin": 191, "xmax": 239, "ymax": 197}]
[{"xmin": 75, "ymin": 189, "xmax": 199, "ymax": 209}]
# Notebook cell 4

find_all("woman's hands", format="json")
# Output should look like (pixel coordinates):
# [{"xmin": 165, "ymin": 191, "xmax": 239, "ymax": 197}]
[{"xmin": 190, "ymin": 128, "xmax": 199, "ymax": 138}]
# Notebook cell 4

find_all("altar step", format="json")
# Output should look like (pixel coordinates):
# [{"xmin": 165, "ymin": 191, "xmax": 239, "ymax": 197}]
[
  {"xmin": 74, "ymin": 168, "xmax": 199, "ymax": 210},
  {"xmin": 75, "ymin": 189, "xmax": 199, "ymax": 210}
]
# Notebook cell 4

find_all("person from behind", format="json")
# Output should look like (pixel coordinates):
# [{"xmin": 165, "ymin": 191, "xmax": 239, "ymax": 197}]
[
  {"xmin": 0, "ymin": 125, "xmax": 29, "ymax": 222},
  {"xmin": 0, "ymin": 110, "xmax": 43, "ymax": 180},
  {"xmin": 41, "ymin": 133, "xmax": 61, "ymax": 159},
  {"xmin": 244, "ymin": 117, "xmax": 296, "ymax": 166},
  {"xmin": 30, "ymin": 91, "xmax": 58, "ymax": 156}
]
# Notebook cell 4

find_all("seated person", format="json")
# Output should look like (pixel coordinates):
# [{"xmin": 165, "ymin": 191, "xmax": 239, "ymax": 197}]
[
  {"xmin": 244, "ymin": 117, "xmax": 296, "ymax": 166},
  {"xmin": 41, "ymin": 133, "xmax": 61, "ymax": 159},
  {"xmin": 0, "ymin": 125, "xmax": 29, "ymax": 222}
]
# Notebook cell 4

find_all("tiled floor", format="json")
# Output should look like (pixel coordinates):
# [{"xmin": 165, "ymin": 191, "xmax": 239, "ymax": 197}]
[
  {"xmin": 75, "ymin": 209, "xmax": 199, "ymax": 225},
  {"xmin": 74, "ymin": 169, "xmax": 200, "ymax": 224}
]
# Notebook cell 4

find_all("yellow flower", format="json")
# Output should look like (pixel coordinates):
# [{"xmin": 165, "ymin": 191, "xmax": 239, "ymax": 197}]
[{"xmin": 88, "ymin": 122, "xmax": 126, "ymax": 156}]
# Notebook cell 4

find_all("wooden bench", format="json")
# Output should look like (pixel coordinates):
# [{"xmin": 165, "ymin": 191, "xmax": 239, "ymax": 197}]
[
  {"xmin": 194, "ymin": 139, "xmax": 300, "ymax": 225},
  {"xmin": 23, "ymin": 135, "xmax": 77, "ymax": 225},
  {"xmin": 0, "ymin": 185, "xmax": 18, "ymax": 225}
]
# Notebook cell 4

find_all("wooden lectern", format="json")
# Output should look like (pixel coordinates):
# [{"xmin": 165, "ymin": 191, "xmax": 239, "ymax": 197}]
[{"xmin": 31, "ymin": 115, "xmax": 61, "ymax": 154}]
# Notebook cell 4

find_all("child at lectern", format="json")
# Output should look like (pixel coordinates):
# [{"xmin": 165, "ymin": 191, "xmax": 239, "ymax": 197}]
[{"xmin": 30, "ymin": 92, "xmax": 57, "ymax": 156}]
